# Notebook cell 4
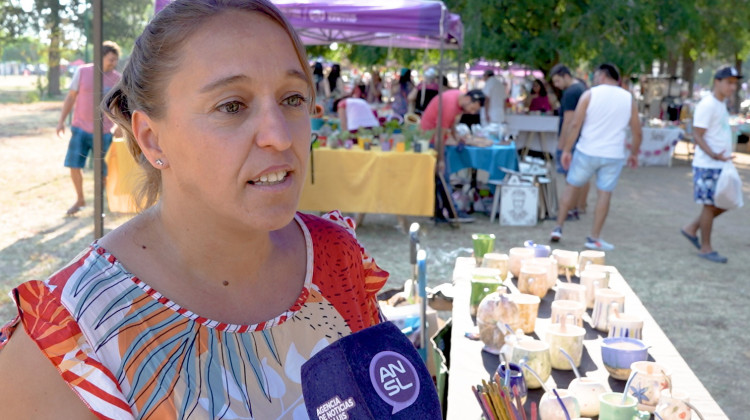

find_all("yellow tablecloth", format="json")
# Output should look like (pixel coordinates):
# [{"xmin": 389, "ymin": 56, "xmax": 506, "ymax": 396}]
[
  {"xmin": 104, "ymin": 139, "xmax": 143, "ymax": 213},
  {"xmin": 299, "ymin": 147, "xmax": 435, "ymax": 216}
]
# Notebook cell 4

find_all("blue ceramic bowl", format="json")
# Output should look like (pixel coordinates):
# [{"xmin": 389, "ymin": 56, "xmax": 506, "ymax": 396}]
[{"xmin": 601, "ymin": 337, "xmax": 649, "ymax": 380}]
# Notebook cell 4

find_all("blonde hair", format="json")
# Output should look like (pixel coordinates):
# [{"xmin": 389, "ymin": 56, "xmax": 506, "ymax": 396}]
[{"xmin": 102, "ymin": 0, "xmax": 314, "ymax": 211}]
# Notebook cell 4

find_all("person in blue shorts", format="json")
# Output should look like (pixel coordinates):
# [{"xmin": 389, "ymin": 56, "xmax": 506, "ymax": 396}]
[
  {"xmin": 680, "ymin": 66, "xmax": 740, "ymax": 263},
  {"xmin": 550, "ymin": 63, "xmax": 642, "ymax": 251}
]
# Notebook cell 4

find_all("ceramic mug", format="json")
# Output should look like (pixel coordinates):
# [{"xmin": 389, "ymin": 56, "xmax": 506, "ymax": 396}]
[
  {"xmin": 628, "ymin": 361, "xmax": 673, "ymax": 412},
  {"xmin": 469, "ymin": 268, "xmax": 503, "ymax": 317},
  {"xmin": 481, "ymin": 253, "xmax": 509, "ymax": 280},
  {"xmin": 472, "ymin": 233, "xmax": 496, "ymax": 266},
  {"xmin": 568, "ymin": 377, "xmax": 608, "ymax": 417},
  {"xmin": 509, "ymin": 247, "xmax": 536, "ymax": 278},
  {"xmin": 511, "ymin": 339, "xmax": 551, "ymax": 389},
  {"xmin": 518, "ymin": 265, "xmax": 549, "ymax": 298},
  {"xmin": 583, "ymin": 263, "xmax": 615, "ymax": 281},
  {"xmin": 539, "ymin": 389, "xmax": 581, "ymax": 420},
  {"xmin": 523, "ymin": 257, "xmax": 559, "ymax": 290},
  {"xmin": 580, "ymin": 269, "xmax": 609, "ymax": 309},
  {"xmin": 608, "ymin": 313, "xmax": 644, "ymax": 340},
  {"xmin": 545, "ymin": 322, "xmax": 586, "ymax": 370},
  {"xmin": 550, "ymin": 299, "xmax": 585, "ymax": 327},
  {"xmin": 599, "ymin": 393, "xmax": 650, "ymax": 420},
  {"xmin": 578, "ymin": 250, "xmax": 606, "ymax": 272},
  {"xmin": 591, "ymin": 288, "xmax": 625, "ymax": 332},
  {"xmin": 552, "ymin": 249, "xmax": 578, "ymax": 274},
  {"xmin": 496, "ymin": 362, "xmax": 528, "ymax": 405},
  {"xmin": 555, "ymin": 282, "xmax": 587, "ymax": 306},
  {"xmin": 655, "ymin": 389, "xmax": 705, "ymax": 420},
  {"xmin": 510, "ymin": 293, "xmax": 541, "ymax": 334}
]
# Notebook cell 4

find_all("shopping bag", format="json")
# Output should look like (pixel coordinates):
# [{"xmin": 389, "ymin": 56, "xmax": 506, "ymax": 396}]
[{"xmin": 714, "ymin": 162, "xmax": 744, "ymax": 210}]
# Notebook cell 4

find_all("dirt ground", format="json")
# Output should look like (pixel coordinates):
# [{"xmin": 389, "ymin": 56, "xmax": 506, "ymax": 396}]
[{"xmin": 0, "ymin": 99, "xmax": 747, "ymax": 418}]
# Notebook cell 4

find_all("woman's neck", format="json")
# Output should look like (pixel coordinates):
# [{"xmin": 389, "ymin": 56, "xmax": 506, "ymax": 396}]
[{"xmin": 147, "ymin": 202, "xmax": 279, "ymax": 288}]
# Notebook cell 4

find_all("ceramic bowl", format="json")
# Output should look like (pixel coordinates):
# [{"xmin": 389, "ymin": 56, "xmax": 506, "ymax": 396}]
[{"xmin": 600, "ymin": 337, "xmax": 649, "ymax": 380}]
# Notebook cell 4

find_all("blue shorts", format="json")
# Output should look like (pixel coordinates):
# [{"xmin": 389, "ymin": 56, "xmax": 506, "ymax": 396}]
[
  {"xmin": 566, "ymin": 150, "xmax": 626, "ymax": 192},
  {"xmin": 693, "ymin": 167, "xmax": 722, "ymax": 205},
  {"xmin": 64, "ymin": 126, "xmax": 113, "ymax": 176}
]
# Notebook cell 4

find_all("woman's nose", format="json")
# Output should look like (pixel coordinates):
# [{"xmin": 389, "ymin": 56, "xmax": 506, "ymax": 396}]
[{"xmin": 253, "ymin": 100, "xmax": 294, "ymax": 150}]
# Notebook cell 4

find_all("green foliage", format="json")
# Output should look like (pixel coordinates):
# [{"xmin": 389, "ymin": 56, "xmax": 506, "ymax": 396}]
[{"xmin": 446, "ymin": 0, "xmax": 750, "ymax": 79}]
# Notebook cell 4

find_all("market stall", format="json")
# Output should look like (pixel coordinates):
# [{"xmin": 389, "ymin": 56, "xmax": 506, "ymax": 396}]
[
  {"xmin": 446, "ymin": 254, "xmax": 728, "ymax": 419},
  {"xmin": 298, "ymin": 146, "xmax": 435, "ymax": 216}
]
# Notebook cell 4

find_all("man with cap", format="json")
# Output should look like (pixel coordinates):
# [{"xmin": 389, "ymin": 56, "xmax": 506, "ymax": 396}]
[
  {"xmin": 550, "ymin": 63, "xmax": 642, "ymax": 251},
  {"xmin": 680, "ymin": 65, "xmax": 739, "ymax": 263}
]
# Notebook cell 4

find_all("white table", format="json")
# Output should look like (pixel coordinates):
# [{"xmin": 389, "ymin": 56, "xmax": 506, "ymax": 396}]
[
  {"xmin": 445, "ymin": 257, "xmax": 728, "ymax": 419},
  {"xmin": 626, "ymin": 127, "xmax": 684, "ymax": 167},
  {"xmin": 506, "ymin": 114, "xmax": 559, "ymax": 154}
]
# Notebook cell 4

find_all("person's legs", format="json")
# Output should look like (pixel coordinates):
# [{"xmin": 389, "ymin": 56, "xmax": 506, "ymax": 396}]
[
  {"xmin": 576, "ymin": 181, "xmax": 590, "ymax": 213},
  {"xmin": 551, "ymin": 151, "xmax": 594, "ymax": 241},
  {"xmin": 698, "ymin": 204, "xmax": 726, "ymax": 254},
  {"xmin": 584, "ymin": 156, "xmax": 625, "ymax": 248},
  {"xmin": 69, "ymin": 168, "xmax": 85, "ymax": 207},
  {"xmin": 590, "ymin": 189, "xmax": 612, "ymax": 239},
  {"xmin": 63, "ymin": 127, "xmax": 91, "ymax": 215}
]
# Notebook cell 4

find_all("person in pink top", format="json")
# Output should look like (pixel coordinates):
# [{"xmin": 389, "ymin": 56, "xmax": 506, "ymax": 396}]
[
  {"xmin": 420, "ymin": 89, "xmax": 485, "ymax": 173},
  {"xmin": 56, "ymin": 41, "xmax": 122, "ymax": 215}
]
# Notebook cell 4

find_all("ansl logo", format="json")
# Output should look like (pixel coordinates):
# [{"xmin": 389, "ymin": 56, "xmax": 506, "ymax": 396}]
[{"xmin": 368, "ymin": 351, "xmax": 420, "ymax": 414}]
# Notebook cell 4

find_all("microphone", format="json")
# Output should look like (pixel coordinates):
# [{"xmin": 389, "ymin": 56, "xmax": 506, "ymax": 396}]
[{"xmin": 301, "ymin": 321, "xmax": 441, "ymax": 419}]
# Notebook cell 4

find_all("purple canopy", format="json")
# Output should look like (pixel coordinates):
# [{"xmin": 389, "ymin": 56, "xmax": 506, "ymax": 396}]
[
  {"xmin": 155, "ymin": 0, "xmax": 462, "ymax": 50},
  {"xmin": 273, "ymin": 0, "xmax": 462, "ymax": 49}
]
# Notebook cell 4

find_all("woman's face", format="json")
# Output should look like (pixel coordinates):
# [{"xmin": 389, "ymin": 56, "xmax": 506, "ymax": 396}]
[{"xmin": 152, "ymin": 11, "xmax": 311, "ymax": 232}]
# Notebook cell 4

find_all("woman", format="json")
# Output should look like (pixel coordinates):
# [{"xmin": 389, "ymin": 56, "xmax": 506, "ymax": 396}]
[
  {"xmin": 391, "ymin": 67, "xmax": 413, "ymax": 117},
  {"xmin": 324, "ymin": 63, "xmax": 345, "ymax": 113},
  {"xmin": 526, "ymin": 78, "xmax": 552, "ymax": 113},
  {"xmin": 312, "ymin": 61, "xmax": 326, "ymax": 105},
  {"xmin": 0, "ymin": 1, "xmax": 388, "ymax": 418}
]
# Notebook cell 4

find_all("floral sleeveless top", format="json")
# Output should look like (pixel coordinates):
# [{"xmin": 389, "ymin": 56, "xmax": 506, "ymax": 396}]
[{"xmin": 0, "ymin": 211, "xmax": 388, "ymax": 419}]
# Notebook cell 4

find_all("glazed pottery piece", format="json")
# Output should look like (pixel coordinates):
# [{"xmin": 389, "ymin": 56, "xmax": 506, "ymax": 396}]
[
  {"xmin": 510, "ymin": 339, "xmax": 551, "ymax": 389},
  {"xmin": 591, "ymin": 288, "xmax": 625, "ymax": 332},
  {"xmin": 600, "ymin": 337, "xmax": 649, "ymax": 380}
]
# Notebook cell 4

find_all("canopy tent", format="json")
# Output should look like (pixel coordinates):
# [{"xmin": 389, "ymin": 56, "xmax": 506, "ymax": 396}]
[{"xmin": 272, "ymin": 0, "xmax": 462, "ymax": 50}]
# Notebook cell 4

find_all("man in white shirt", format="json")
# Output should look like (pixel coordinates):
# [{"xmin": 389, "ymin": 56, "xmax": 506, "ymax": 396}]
[
  {"xmin": 550, "ymin": 63, "xmax": 642, "ymax": 250},
  {"xmin": 680, "ymin": 66, "xmax": 739, "ymax": 263},
  {"xmin": 482, "ymin": 70, "xmax": 506, "ymax": 125}
]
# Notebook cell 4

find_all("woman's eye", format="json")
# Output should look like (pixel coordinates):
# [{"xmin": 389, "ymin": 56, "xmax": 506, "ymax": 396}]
[
  {"xmin": 284, "ymin": 94, "xmax": 308, "ymax": 107},
  {"xmin": 218, "ymin": 101, "xmax": 245, "ymax": 114}
]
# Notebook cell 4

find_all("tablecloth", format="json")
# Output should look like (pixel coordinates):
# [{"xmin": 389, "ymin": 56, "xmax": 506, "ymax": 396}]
[
  {"xmin": 298, "ymin": 147, "xmax": 435, "ymax": 216},
  {"xmin": 104, "ymin": 139, "xmax": 143, "ymax": 213},
  {"xmin": 626, "ymin": 127, "xmax": 684, "ymax": 166},
  {"xmin": 445, "ymin": 142, "xmax": 519, "ymax": 181}
]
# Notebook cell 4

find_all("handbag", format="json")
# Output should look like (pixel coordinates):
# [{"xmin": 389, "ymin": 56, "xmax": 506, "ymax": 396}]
[{"xmin": 714, "ymin": 161, "xmax": 744, "ymax": 210}]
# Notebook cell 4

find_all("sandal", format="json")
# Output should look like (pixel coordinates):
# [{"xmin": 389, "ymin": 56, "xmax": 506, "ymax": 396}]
[
  {"xmin": 680, "ymin": 229, "xmax": 700, "ymax": 250},
  {"xmin": 697, "ymin": 251, "xmax": 728, "ymax": 263},
  {"xmin": 66, "ymin": 204, "xmax": 85, "ymax": 216}
]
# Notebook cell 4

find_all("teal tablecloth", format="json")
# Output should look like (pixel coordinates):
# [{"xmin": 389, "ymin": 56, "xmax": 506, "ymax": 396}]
[{"xmin": 445, "ymin": 142, "xmax": 519, "ymax": 181}]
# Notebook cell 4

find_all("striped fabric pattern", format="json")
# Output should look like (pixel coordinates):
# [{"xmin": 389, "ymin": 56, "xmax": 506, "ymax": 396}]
[{"xmin": 1, "ymin": 211, "xmax": 387, "ymax": 419}]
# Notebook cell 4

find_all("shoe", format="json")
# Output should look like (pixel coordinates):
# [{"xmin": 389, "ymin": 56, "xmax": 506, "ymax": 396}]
[
  {"xmin": 550, "ymin": 226, "xmax": 562, "ymax": 242},
  {"xmin": 565, "ymin": 209, "xmax": 579, "ymax": 221},
  {"xmin": 697, "ymin": 251, "xmax": 728, "ymax": 263},
  {"xmin": 680, "ymin": 229, "xmax": 701, "ymax": 250},
  {"xmin": 585, "ymin": 237, "xmax": 615, "ymax": 251}
]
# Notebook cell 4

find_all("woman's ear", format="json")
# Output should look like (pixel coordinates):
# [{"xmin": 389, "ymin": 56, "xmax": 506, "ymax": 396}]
[{"xmin": 131, "ymin": 110, "xmax": 167, "ymax": 168}]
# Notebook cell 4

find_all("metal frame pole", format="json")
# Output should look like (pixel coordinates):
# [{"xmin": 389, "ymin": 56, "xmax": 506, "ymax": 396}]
[{"xmin": 93, "ymin": 0, "xmax": 104, "ymax": 238}]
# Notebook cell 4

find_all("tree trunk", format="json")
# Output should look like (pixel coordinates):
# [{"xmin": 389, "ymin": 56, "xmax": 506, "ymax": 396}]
[
  {"xmin": 681, "ymin": 48, "xmax": 695, "ymax": 99},
  {"xmin": 46, "ymin": 0, "xmax": 62, "ymax": 97},
  {"xmin": 666, "ymin": 52, "xmax": 678, "ymax": 77}
]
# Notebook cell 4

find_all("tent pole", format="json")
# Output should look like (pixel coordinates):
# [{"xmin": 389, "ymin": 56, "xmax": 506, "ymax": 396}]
[
  {"xmin": 435, "ymin": 7, "xmax": 446, "ymax": 175},
  {"xmin": 93, "ymin": 0, "xmax": 104, "ymax": 239}
]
